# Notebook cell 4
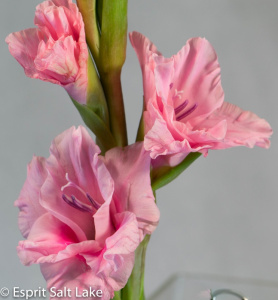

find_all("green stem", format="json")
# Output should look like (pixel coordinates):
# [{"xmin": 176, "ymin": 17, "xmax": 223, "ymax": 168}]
[
  {"xmin": 121, "ymin": 235, "xmax": 150, "ymax": 300},
  {"xmin": 151, "ymin": 152, "xmax": 202, "ymax": 191},
  {"xmin": 112, "ymin": 291, "xmax": 121, "ymax": 300},
  {"xmin": 100, "ymin": 71, "xmax": 128, "ymax": 147},
  {"xmin": 76, "ymin": 0, "xmax": 100, "ymax": 66}
]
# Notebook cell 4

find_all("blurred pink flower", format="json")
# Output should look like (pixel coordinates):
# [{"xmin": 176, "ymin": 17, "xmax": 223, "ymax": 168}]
[
  {"xmin": 6, "ymin": 0, "xmax": 88, "ymax": 104},
  {"xmin": 130, "ymin": 32, "xmax": 272, "ymax": 166},
  {"xmin": 15, "ymin": 126, "xmax": 159, "ymax": 299}
]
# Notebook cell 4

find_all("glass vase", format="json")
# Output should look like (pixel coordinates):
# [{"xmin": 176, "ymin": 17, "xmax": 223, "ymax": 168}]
[{"xmin": 148, "ymin": 273, "xmax": 278, "ymax": 300}]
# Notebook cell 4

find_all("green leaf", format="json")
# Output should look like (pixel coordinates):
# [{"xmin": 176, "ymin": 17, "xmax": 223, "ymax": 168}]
[
  {"xmin": 86, "ymin": 55, "xmax": 110, "ymax": 127},
  {"xmin": 71, "ymin": 98, "xmax": 117, "ymax": 153},
  {"xmin": 151, "ymin": 152, "xmax": 202, "ymax": 191}
]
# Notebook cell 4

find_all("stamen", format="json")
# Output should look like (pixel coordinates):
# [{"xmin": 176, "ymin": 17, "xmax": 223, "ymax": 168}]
[
  {"xmin": 86, "ymin": 193, "xmax": 101, "ymax": 210},
  {"xmin": 176, "ymin": 103, "xmax": 198, "ymax": 121},
  {"xmin": 174, "ymin": 99, "xmax": 189, "ymax": 115},
  {"xmin": 61, "ymin": 173, "xmax": 87, "ymax": 198},
  {"xmin": 61, "ymin": 173, "xmax": 101, "ymax": 212},
  {"xmin": 62, "ymin": 194, "xmax": 93, "ymax": 213}
]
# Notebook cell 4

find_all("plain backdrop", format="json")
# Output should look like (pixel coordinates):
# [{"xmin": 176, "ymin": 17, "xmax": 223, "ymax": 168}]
[{"xmin": 0, "ymin": 0, "xmax": 277, "ymax": 299}]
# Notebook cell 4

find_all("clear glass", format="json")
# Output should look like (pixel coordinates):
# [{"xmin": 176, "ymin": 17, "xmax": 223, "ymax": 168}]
[{"xmin": 148, "ymin": 273, "xmax": 278, "ymax": 300}]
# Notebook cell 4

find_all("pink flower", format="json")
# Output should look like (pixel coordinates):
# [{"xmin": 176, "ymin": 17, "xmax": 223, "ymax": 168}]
[
  {"xmin": 15, "ymin": 126, "xmax": 159, "ymax": 299},
  {"xmin": 6, "ymin": 0, "xmax": 88, "ymax": 104},
  {"xmin": 130, "ymin": 32, "xmax": 272, "ymax": 166}
]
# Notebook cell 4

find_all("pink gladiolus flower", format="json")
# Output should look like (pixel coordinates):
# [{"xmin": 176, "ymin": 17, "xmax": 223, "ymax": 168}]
[
  {"xmin": 130, "ymin": 32, "xmax": 273, "ymax": 166},
  {"xmin": 6, "ymin": 0, "xmax": 88, "ymax": 104},
  {"xmin": 15, "ymin": 126, "xmax": 159, "ymax": 299}
]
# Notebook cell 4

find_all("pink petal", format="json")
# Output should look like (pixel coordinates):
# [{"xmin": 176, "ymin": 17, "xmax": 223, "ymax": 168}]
[
  {"xmin": 104, "ymin": 142, "xmax": 160, "ymax": 239},
  {"xmin": 5, "ymin": 28, "xmax": 42, "ymax": 78},
  {"xmin": 129, "ymin": 31, "xmax": 162, "ymax": 68},
  {"xmin": 86, "ymin": 212, "xmax": 139, "ymax": 291},
  {"xmin": 35, "ymin": 1, "xmax": 74, "ymax": 40},
  {"xmin": 41, "ymin": 259, "xmax": 113, "ymax": 300},
  {"xmin": 15, "ymin": 156, "xmax": 48, "ymax": 238},
  {"xmin": 169, "ymin": 37, "xmax": 224, "ymax": 119},
  {"xmin": 35, "ymin": 36, "xmax": 79, "ymax": 84},
  {"xmin": 37, "ymin": 213, "xmax": 139, "ymax": 300},
  {"xmin": 195, "ymin": 102, "xmax": 273, "ymax": 149},
  {"xmin": 17, "ymin": 213, "xmax": 77, "ymax": 265},
  {"xmin": 129, "ymin": 32, "xmax": 160, "ymax": 105}
]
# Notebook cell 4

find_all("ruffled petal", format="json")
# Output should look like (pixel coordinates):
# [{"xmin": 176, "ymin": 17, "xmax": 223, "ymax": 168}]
[
  {"xmin": 5, "ymin": 28, "xmax": 42, "ymax": 78},
  {"xmin": 195, "ymin": 102, "xmax": 273, "ymax": 149},
  {"xmin": 41, "ymin": 259, "xmax": 112, "ymax": 300},
  {"xmin": 17, "ymin": 213, "xmax": 77, "ymax": 265},
  {"xmin": 129, "ymin": 32, "xmax": 160, "ymax": 105},
  {"xmin": 170, "ymin": 37, "xmax": 224, "ymax": 119},
  {"xmin": 85, "ymin": 212, "xmax": 139, "ymax": 291},
  {"xmin": 104, "ymin": 142, "xmax": 160, "ymax": 239},
  {"xmin": 15, "ymin": 156, "xmax": 48, "ymax": 238}
]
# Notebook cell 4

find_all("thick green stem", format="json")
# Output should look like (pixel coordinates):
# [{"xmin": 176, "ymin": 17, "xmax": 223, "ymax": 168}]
[
  {"xmin": 111, "ymin": 291, "xmax": 121, "ymax": 300},
  {"xmin": 121, "ymin": 235, "xmax": 150, "ymax": 300},
  {"xmin": 99, "ymin": 0, "xmax": 128, "ymax": 71},
  {"xmin": 100, "ymin": 71, "xmax": 128, "ymax": 147},
  {"xmin": 96, "ymin": 0, "xmax": 128, "ymax": 147}
]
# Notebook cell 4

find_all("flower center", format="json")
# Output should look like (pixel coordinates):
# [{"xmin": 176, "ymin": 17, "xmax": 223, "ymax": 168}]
[
  {"xmin": 61, "ymin": 173, "xmax": 101, "ymax": 213},
  {"xmin": 175, "ymin": 100, "xmax": 198, "ymax": 121},
  {"xmin": 170, "ymin": 85, "xmax": 198, "ymax": 121}
]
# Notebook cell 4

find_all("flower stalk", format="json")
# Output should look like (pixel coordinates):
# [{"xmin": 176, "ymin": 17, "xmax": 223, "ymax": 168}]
[
  {"xmin": 97, "ymin": 0, "xmax": 128, "ymax": 147},
  {"xmin": 77, "ymin": 0, "xmax": 128, "ymax": 147},
  {"xmin": 100, "ymin": 71, "xmax": 128, "ymax": 147},
  {"xmin": 121, "ymin": 235, "xmax": 151, "ymax": 300}
]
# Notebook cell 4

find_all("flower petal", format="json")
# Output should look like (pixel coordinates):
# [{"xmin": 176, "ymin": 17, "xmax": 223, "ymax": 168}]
[
  {"xmin": 169, "ymin": 37, "xmax": 224, "ymax": 119},
  {"xmin": 129, "ymin": 32, "xmax": 161, "ymax": 105},
  {"xmin": 195, "ymin": 102, "xmax": 273, "ymax": 149},
  {"xmin": 15, "ymin": 156, "xmax": 48, "ymax": 238},
  {"xmin": 41, "ymin": 259, "xmax": 112, "ymax": 300},
  {"xmin": 86, "ymin": 212, "xmax": 139, "ymax": 291},
  {"xmin": 104, "ymin": 142, "xmax": 160, "ymax": 239},
  {"xmin": 5, "ymin": 28, "xmax": 42, "ymax": 78}
]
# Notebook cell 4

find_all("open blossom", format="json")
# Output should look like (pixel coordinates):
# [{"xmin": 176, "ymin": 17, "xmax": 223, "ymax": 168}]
[
  {"xmin": 6, "ymin": 0, "xmax": 88, "ymax": 104},
  {"xmin": 130, "ymin": 32, "xmax": 272, "ymax": 166},
  {"xmin": 15, "ymin": 126, "xmax": 159, "ymax": 300}
]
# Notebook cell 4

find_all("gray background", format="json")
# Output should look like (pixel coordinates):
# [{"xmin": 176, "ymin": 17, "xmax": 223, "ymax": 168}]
[{"xmin": 0, "ymin": 0, "xmax": 277, "ymax": 299}]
